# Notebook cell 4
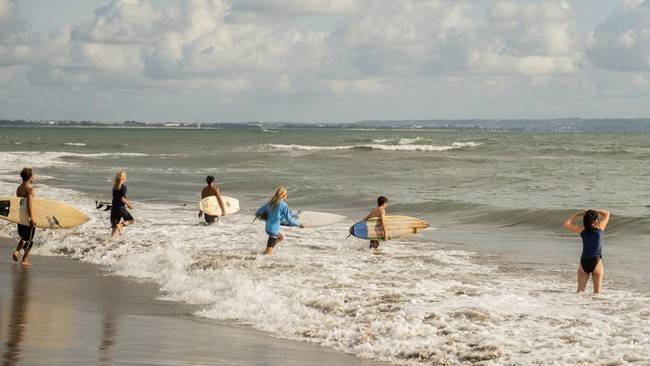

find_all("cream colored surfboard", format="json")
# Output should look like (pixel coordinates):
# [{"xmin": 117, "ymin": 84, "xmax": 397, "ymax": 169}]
[
  {"xmin": 349, "ymin": 215, "xmax": 430, "ymax": 241},
  {"xmin": 0, "ymin": 196, "xmax": 90, "ymax": 229},
  {"xmin": 199, "ymin": 196, "xmax": 240, "ymax": 216}
]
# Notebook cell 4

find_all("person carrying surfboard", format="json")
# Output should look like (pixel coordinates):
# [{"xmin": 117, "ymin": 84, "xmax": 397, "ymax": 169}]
[
  {"xmin": 12, "ymin": 168, "xmax": 36, "ymax": 265},
  {"xmin": 255, "ymin": 186, "xmax": 305, "ymax": 255},
  {"xmin": 363, "ymin": 196, "xmax": 388, "ymax": 251},
  {"xmin": 563, "ymin": 209, "xmax": 610, "ymax": 293},
  {"xmin": 110, "ymin": 171, "xmax": 134, "ymax": 236},
  {"xmin": 198, "ymin": 175, "xmax": 227, "ymax": 224}
]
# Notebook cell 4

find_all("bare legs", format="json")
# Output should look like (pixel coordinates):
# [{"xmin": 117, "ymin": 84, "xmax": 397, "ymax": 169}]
[
  {"xmin": 577, "ymin": 260, "xmax": 604, "ymax": 294},
  {"xmin": 264, "ymin": 233, "xmax": 284, "ymax": 255},
  {"xmin": 111, "ymin": 219, "xmax": 134, "ymax": 237},
  {"xmin": 13, "ymin": 240, "xmax": 32, "ymax": 266}
]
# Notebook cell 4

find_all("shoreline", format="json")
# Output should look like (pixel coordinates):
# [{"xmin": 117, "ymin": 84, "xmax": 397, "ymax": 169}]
[{"xmin": 0, "ymin": 237, "xmax": 387, "ymax": 365}]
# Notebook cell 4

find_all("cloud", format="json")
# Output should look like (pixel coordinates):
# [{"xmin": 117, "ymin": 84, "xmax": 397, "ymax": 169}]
[
  {"xmin": 0, "ymin": 0, "xmax": 35, "ymax": 66},
  {"xmin": 586, "ymin": 0, "xmax": 650, "ymax": 71},
  {"xmin": 232, "ymin": 0, "xmax": 363, "ymax": 15}
]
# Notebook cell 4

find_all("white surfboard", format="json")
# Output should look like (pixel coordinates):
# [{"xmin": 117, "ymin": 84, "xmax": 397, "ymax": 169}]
[
  {"xmin": 199, "ymin": 196, "xmax": 240, "ymax": 216},
  {"xmin": 293, "ymin": 211, "xmax": 346, "ymax": 227},
  {"xmin": 0, "ymin": 196, "xmax": 90, "ymax": 229},
  {"xmin": 258, "ymin": 210, "xmax": 346, "ymax": 227}
]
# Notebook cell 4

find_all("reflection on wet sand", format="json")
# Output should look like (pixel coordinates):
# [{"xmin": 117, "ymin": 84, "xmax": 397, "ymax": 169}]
[
  {"xmin": 3, "ymin": 266, "xmax": 30, "ymax": 366},
  {"xmin": 99, "ymin": 313, "xmax": 117, "ymax": 365}
]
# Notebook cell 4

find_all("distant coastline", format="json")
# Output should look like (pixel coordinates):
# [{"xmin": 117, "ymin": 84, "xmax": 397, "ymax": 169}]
[{"xmin": 2, "ymin": 118, "xmax": 650, "ymax": 132}]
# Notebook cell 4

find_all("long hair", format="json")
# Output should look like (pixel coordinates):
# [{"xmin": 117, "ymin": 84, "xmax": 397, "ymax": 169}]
[
  {"xmin": 113, "ymin": 171, "xmax": 126, "ymax": 190},
  {"xmin": 583, "ymin": 209, "xmax": 598, "ymax": 232},
  {"xmin": 269, "ymin": 186, "xmax": 287, "ymax": 208}
]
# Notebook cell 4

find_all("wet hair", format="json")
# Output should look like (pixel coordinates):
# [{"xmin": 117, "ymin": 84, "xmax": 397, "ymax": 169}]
[
  {"xmin": 113, "ymin": 171, "xmax": 126, "ymax": 190},
  {"xmin": 20, "ymin": 168, "xmax": 33, "ymax": 182},
  {"xmin": 583, "ymin": 209, "xmax": 599, "ymax": 232},
  {"xmin": 206, "ymin": 175, "xmax": 215, "ymax": 184},
  {"xmin": 377, "ymin": 196, "xmax": 388, "ymax": 207},
  {"xmin": 270, "ymin": 186, "xmax": 288, "ymax": 208}
]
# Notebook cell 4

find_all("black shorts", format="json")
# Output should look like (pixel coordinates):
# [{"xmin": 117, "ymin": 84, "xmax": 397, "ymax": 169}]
[
  {"xmin": 17, "ymin": 224, "xmax": 35, "ymax": 241},
  {"xmin": 110, "ymin": 207, "xmax": 133, "ymax": 228},
  {"xmin": 204, "ymin": 214, "xmax": 218, "ymax": 224},
  {"xmin": 580, "ymin": 256, "xmax": 601, "ymax": 274}
]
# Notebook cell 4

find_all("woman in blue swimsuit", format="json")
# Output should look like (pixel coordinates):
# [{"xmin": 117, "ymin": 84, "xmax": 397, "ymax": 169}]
[{"xmin": 563, "ymin": 209, "xmax": 610, "ymax": 293}]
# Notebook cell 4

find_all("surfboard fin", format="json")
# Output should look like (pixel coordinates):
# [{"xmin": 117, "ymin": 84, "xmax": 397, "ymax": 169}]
[{"xmin": 95, "ymin": 201, "xmax": 112, "ymax": 211}]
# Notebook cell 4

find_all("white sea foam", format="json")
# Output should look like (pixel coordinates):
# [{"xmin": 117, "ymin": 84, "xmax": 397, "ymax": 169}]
[
  {"xmin": 268, "ymin": 141, "xmax": 481, "ymax": 152},
  {"xmin": 63, "ymin": 142, "xmax": 87, "ymax": 146},
  {"xmin": 2, "ymin": 135, "xmax": 648, "ymax": 365},
  {"xmin": 5, "ymin": 192, "xmax": 645, "ymax": 365}
]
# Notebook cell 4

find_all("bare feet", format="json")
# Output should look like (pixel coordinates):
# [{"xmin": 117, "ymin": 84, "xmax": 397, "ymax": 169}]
[
  {"xmin": 20, "ymin": 260, "xmax": 31, "ymax": 266},
  {"xmin": 12, "ymin": 250, "xmax": 19, "ymax": 262},
  {"xmin": 111, "ymin": 223, "xmax": 123, "ymax": 237}
]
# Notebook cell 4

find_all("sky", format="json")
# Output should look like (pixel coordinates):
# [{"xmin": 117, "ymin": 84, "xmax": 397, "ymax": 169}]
[{"xmin": 0, "ymin": 0, "xmax": 648, "ymax": 123}]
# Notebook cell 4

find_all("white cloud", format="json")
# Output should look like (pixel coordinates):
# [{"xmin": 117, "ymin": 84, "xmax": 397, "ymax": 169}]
[
  {"xmin": 587, "ymin": 0, "xmax": 650, "ymax": 71},
  {"xmin": 232, "ymin": 0, "xmax": 363, "ymax": 15},
  {"xmin": 3, "ymin": 0, "xmax": 648, "ymax": 122}
]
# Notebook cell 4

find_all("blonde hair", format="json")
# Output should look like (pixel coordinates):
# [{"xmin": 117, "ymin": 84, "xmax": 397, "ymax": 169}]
[
  {"xmin": 113, "ymin": 171, "xmax": 126, "ymax": 190},
  {"xmin": 269, "ymin": 186, "xmax": 287, "ymax": 208}
]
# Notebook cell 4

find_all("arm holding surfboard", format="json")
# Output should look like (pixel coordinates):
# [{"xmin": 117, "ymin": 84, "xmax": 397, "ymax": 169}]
[
  {"xmin": 199, "ymin": 175, "xmax": 228, "ymax": 224},
  {"xmin": 13, "ymin": 168, "xmax": 36, "ymax": 265}
]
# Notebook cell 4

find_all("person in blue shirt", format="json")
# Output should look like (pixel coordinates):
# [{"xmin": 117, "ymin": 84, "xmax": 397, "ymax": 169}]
[
  {"xmin": 256, "ymin": 186, "xmax": 305, "ymax": 255},
  {"xmin": 563, "ymin": 209, "xmax": 610, "ymax": 293},
  {"xmin": 111, "ymin": 170, "xmax": 134, "ymax": 236}
]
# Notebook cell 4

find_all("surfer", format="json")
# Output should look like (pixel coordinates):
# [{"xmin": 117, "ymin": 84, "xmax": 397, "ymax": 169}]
[
  {"xmin": 363, "ymin": 196, "xmax": 388, "ymax": 251},
  {"xmin": 12, "ymin": 168, "xmax": 36, "ymax": 265},
  {"xmin": 198, "ymin": 175, "xmax": 227, "ymax": 224},
  {"xmin": 110, "ymin": 171, "xmax": 134, "ymax": 236},
  {"xmin": 255, "ymin": 186, "xmax": 305, "ymax": 255},
  {"xmin": 563, "ymin": 209, "xmax": 610, "ymax": 293}
]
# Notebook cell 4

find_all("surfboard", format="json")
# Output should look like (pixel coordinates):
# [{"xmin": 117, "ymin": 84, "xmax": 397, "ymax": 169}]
[
  {"xmin": 349, "ymin": 215, "xmax": 429, "ymax": 240},
  {"xmin": 199, "ymin": 196, "xmax": 240, "ymax": 216},
  {"xmin": 292, "ymin": 210, "xmax": 346, "ymax": 227},
  {"xmin": 258, "ymin": 210, "xmax": 346, "ymax": 227},
  {"xmin": 0, "ymin": 197, "xmax": 90, "ymax": 229}
]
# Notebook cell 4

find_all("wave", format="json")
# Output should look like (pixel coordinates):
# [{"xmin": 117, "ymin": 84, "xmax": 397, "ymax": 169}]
[
  {"xmin": 392, "ymin": 200, "xmax": 649, "ymax": 237},
  {"xmin": 268, "ymin": 141, "xmax": 481, "ymax": 152},
  {"xmin": 63, "ymin": 142, "xmax": 87, "ymax": 147}
]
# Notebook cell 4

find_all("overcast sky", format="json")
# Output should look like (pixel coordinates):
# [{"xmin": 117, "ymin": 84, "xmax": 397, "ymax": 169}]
[{"xmin": 0, "ymin": 0, "xmax": 647, "ymax": 123}]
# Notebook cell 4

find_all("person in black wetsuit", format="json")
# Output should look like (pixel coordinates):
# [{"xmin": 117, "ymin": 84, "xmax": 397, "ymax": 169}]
[{"xmin": 563, "ymin": 209, "xmax": 610, "ymax": 293}]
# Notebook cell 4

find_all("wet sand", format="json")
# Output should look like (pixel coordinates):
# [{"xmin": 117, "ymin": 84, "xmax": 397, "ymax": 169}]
[{"xmin": 0, "ymin": 238, "xmax": 387, "ymax": 365}]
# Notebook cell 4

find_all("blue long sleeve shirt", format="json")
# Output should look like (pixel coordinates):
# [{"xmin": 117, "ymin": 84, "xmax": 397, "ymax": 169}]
[{"xmin": 256, "ymin": 201, "xmax": 300, "ymax": 235}]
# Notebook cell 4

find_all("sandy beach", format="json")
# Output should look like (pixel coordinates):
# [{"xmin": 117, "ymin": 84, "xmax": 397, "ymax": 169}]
[{"xmin": 0, "ymin": 237, "xmax": 387, "ymax": 366}]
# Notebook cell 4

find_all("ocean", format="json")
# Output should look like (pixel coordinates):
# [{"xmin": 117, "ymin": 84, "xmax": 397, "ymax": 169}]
[{"xmin": 1, "ymin": 126, "xmax": 649, "ymax": 364}]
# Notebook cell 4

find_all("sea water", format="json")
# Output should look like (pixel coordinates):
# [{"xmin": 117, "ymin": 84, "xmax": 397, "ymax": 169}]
[{"xmin": 0, "ymin": 126, "xmax": 649, "ymax": 364}]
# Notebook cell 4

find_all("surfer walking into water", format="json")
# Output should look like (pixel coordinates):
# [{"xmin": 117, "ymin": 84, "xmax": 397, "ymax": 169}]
[
  {"xmin": 110, "ymin": 171, "xmax": 134, "ymax": 236},
  {"xmin": 198, "ymin": 175, "xmax": 227, "ymax": 224},
  {"xmin": 563, "ymin": 209, "xmax": 610, "ymax": 293},
  {"xmin": 13, "ymin": 168, "xmax": 36, "ymax": 266},
  {"xmin": 256, "ymin": 186, "xmax": 305, "ymax": 255},
  {"xmin": 363, "ymin": 196, "xmax": 388, "ymax": 251}
]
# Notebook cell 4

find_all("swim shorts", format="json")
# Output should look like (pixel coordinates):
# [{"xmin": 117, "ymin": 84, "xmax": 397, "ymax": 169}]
[
  {"xmin": 110, "ymin": 207, "xmax": 134, "ymax": 228},
  {"xmin": 265, "ymin": 231, "xmax": 279, "ymax": 248},
  {"xmin": 204, "ymin": 214, "xmax": 218, "ymax": 224},
  {"xmin": 17, "ymin": 224, "xmax": 35, "ymax": 241}
]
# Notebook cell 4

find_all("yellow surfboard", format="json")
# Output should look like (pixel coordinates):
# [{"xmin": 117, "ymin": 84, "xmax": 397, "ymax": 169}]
[
  {"xmin": 0, "ymin": 197, "xmax": 90, "ymax": 229},
  {"xmin": 349, "ymin": 215, "xmax": 430, "ymax": 241}
]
